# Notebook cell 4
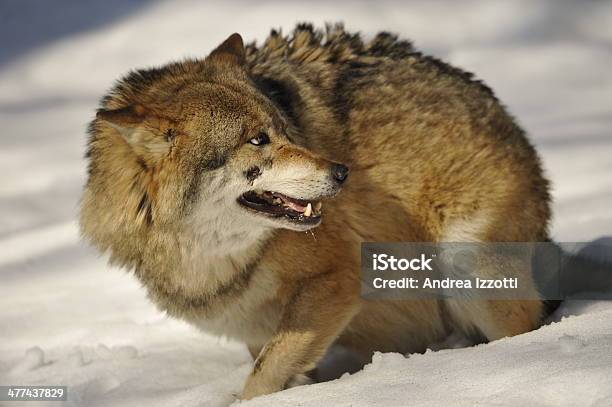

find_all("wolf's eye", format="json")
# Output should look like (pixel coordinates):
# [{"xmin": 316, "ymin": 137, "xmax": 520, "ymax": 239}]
[{"xmin": 249, "ymin": 132, "xmax": 270, "ymax": 146}]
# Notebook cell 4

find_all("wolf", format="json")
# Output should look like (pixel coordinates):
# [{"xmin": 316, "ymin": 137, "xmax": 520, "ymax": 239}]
[{"xmin": 80, "ymin": 24, "xmax": 552, "ymax": 399}]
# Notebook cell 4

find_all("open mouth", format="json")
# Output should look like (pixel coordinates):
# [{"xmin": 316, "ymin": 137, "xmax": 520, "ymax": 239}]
[{"xmin": 238, "ymin": 189, "xmax": 323, "ymax": 225}]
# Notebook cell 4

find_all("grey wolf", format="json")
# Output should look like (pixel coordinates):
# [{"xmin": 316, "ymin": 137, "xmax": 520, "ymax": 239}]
[{"xmin": 80, "ymin": 24, "xmax": 551, "ymax": 399}]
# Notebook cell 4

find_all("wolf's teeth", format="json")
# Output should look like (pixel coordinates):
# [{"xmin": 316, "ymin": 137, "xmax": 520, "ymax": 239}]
[
  {"xmin": 254, "ymin": 189, "xmax": 264, "ymax": 194},
  {"xmin": 304, "ymin": 203, "xmax": 312, "ymax": 217},
  {"xmin": 314, "ymin": 201, "xmax": 322, "ymax": 212},
  {"xmin": 273, "ymin": 197, "xmax": 282, "ymax": 204}
]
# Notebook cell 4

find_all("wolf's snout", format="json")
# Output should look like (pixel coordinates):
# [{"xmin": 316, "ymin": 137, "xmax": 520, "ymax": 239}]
[{"xmin": 331, "ymin": 163, "xmax": 349, "ymax": 184}]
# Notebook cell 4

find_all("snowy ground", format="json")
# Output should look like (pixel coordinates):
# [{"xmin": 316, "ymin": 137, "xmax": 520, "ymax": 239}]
[{"xmin": 1, "ymin": 1, "xmax": 611, "ymax": 406}]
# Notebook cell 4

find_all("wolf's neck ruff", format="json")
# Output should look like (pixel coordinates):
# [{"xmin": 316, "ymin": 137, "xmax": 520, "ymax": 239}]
[
  {"xmin": 140, "ymin": 222, "xmax": 273, "ymax": 319},
  {"xmin": 146, "ymin": 245, "xmax": 266, "ymax": 319}
]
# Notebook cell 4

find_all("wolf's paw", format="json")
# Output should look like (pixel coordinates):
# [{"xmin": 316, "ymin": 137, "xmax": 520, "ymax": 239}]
[{"xmin": 284, "ymin": 373, "xmax": 314, "ymax": 389}]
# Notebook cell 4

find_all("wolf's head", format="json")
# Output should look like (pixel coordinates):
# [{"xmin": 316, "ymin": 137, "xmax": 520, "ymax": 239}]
[{"xmin": 81, "ymin": 33, "xmax": 348, "ymax": 260}]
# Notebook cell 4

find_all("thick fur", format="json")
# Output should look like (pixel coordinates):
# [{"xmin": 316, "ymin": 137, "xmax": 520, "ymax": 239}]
[{"xmin": 80, "ymin": 24, "xmax": 551, "ymax": 399}]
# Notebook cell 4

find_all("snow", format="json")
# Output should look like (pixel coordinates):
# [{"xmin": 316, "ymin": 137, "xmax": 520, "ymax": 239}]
[{"xmin": 1, "ymin": 1, "xmax": 611, "ymax": 406}]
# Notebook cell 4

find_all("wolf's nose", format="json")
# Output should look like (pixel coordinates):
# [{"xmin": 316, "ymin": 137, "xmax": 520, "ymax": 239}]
[{"xmin": 331, "ymin": 163, "xmax": 349, "ymax": 184}]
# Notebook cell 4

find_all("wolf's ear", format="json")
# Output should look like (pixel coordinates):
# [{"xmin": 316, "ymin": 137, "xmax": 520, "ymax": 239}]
[
  {"xmin": 97, "ymin": 105, "xmax": 146, "ymax": 129},
  {"xmin": 97, "ymin": 105, "xmax": 172, "ymax": 162},
  {"xmin": 208, "ymin": 33, "xmax": 245, "ymax": 65}
]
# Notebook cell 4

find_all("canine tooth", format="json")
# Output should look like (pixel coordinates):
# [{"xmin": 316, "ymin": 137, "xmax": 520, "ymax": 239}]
[
  {"xmin": 273, "ymin": 197, "xmax": 282, "ymax": 204},
  {"xmin": 254, "ymin": 189, "xmax": 264, "ymax": 194},
  {"xmin": 304, "ymin": 203, "xmax": 312, "ymax": 217},
  {"xmin": 315, "ymin": 201, "xmax": 322, "ymax": 212}
]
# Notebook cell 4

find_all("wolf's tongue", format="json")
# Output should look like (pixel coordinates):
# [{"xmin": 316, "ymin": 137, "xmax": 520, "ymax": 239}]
[
  {"xmin": 274, "ymin": 193, "xmax": 306, "ymax": 212},
  {"xmin": 284, "ymin": 200, "xmax": 306, "ymax": 213}
]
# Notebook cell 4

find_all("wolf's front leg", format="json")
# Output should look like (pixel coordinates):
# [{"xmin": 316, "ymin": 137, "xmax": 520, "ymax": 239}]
[{"xmin": 240, "ymin": 274, "xmax": 360, "ymax": 400}]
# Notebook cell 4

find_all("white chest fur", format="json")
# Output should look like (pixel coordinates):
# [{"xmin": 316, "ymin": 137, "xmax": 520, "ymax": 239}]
[{"xmin": 174, "ymin": 228, "xmax": 281, "ymax": 345}]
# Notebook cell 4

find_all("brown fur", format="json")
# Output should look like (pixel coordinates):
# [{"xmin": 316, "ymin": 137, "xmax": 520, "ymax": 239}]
[{"xmin": 80, "ymin": 23, "xmax": 551, "ymax": 399}]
